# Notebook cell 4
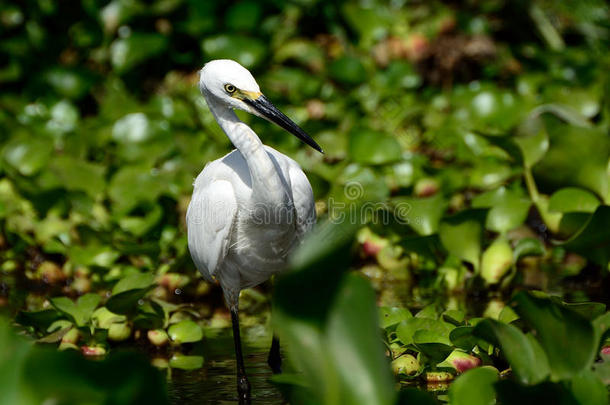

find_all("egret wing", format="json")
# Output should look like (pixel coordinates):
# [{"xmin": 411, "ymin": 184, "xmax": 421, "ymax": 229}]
[
  {"xmin": 288, "ymin": 166, "xmax": 316, "ymax": 238},
  {"xmin": 186, "ymin": 180, "xmax": 237, "ymax": 281}
]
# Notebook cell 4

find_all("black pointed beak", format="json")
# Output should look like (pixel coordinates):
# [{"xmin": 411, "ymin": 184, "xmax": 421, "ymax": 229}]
[{"xmin": 244, "ymin": 95, "xmax": 323, "ymax": 153}]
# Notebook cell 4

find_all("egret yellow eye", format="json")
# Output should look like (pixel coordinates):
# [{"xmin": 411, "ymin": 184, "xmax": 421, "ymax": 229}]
[{"xmin": 224, "ymin": 84, "xmax": 236, "ymax": 94}]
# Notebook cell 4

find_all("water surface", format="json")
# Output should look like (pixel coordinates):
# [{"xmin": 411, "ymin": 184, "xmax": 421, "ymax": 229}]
[{"xmin": 168, "ymin": 331, "xmax": 285, "ymax": 405}]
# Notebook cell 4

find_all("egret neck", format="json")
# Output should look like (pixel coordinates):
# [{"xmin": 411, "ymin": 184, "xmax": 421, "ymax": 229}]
[{"xmin": 204, "ymin": 94, "xmax": 288, "ymax": 205}]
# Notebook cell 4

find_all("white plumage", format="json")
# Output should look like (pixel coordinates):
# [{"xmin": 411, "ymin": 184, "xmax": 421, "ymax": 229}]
[{"xmin": 186, "ymin": 59, "xmax": 319, "ymax": 310}]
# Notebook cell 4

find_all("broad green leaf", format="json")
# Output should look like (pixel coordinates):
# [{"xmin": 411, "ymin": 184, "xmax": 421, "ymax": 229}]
[
  {"xmin": 548, "ymin": 187, "xmax": 600, "ymax": 213},
  {"xmin": 498, "ymin": 306, "xmax": 519, "ymax": 324},
  {"xmin": 472, "ymin": 187, "xmax": 531, "ymax": 233},
  {"xmin": 342, "ymin": 4, "xmax": 390, "ymax": 47},
  {"xmin": 329, "ymin": 56, "xmax": 367, "ymax": 86},
  {"xmin": 379, "ymin": 307, "xmax": 411, "ymax": 329},
  {"xmin": 274, "ymin": 219, "xmax": 394, "ymax": 405},
  {"xmin": 439, "ymin": 210, "xmax": 484, "ymax": 270},
  {"xmin": 396, "ymin": 318, "xmax": 452, "ymax": 346},
  {"xmin": 47, "ymin": 156, "xmax": 105, "ymax": 198},
  {"xmin": 202, "ymin": 35, "xmax": 266, "ymax": 68},
  {"xmin": 413, "ymin": 330, "xmax": 453, "ymax": 362},
  {"xmin": 442, "ymin": 310, "xmax": 465, "ymax": 325},
  {"xmin": 106, "ymin": 287, "xmax": 154, "ymax": 315},
  {"xmin": 224, "ymin": 0, "xmax": 261, "ymax": 31},
  {"xmin": 449, "ymin": 366, "xmax": 498, "ymax": 405},
  {"xmin": 69, "ymin": 245, "xmax": 120, "ymax": 268},
  {"xmin": 533, "ymin": 118, "xmax": 609, "ymax": 200},
  {"xmin": 113, "ymin": 272, "xmax": 156, "ymax": 295},
  {"xmin": 513, "ymin": 118, "xmax": 549, "ymax": 168},
  {"xmin": 565, "ymin": 370, "xmax": 608, "ymax": 405},
  {"xmin": 2, "ymin": 135, "xmax": 53, "ymax": 176},
  {"xmin": 563, "ymin": 302, "xmax": 606, "ymax": 321},
  {"xmin": 348, "ymin": 128, "xmax": 401, "ymax": 165},
  {"xmin": 50, "ymin": 293, "xmax": 100, "ymax": 327},
  {"xmin": 168, "ymin": 320, "xmax": 203, "ymax": 344},
  {"xmin": 512, "ymin": 292, "xmax": 597, "ymax": 381},
  {"xmin": 15, "ymin": 310, "xmax": 61, "ymax": 331},
  {"xmin": 326, "ymin": 275, "xmax": 396, "ymax": 405},
  {"xmin": 392, "ymin": 194, "xmax": 446, "ymax": 236},
  {"xmin": 450, "ymin": 326, "xmax": 479, "ymax": 352},
  {"xmin": 169, "ymin": 354, "xmax": 204, "ymax": 370},
  {"xmin": 474, "ymin": 318, "xmax": 550, "ymax": 384},
  {"xmin": 111, "ymin": 33, "xmax": 168, "ymax": 74},
  {"xmin": 561, "ymin": 206, "xmax": 610, "ymax": 267}
]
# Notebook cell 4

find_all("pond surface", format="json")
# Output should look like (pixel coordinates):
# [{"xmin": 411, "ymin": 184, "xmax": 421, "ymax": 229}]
[{"xmin": 168, "ymin": 330, "xmax": 285, "ymax": 405}]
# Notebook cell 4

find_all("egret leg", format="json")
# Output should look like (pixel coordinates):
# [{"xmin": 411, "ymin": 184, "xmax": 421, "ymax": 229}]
[
  {"xmin": 231, "ymin": 307, "xmax": 251, "ymax": 404},
  {"xmin": 267, "ymin": 336, "xmax": 282, "ymax": 374}
]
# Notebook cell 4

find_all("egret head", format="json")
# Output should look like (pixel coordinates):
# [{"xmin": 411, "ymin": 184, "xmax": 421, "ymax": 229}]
[{"xmin": 199, "ymin": 59, "xmax": 323, "ymax": 153}]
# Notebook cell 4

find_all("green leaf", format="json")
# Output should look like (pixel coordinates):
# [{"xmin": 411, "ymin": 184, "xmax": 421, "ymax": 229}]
[
  {"xmin": 111, "ymin": 33, "xmax": 168, "ymax": 74},
  {"xmin": 561, "ymin": 206, "xmax": 610, "ymax": 267},
  {"xmin": 512, "ymin": 292, "xmax": 597, "ymax": 381},
  {"xmin": 474, "ymin": 318, "xmax": 550, "ymax": 385},
  {"xmin": 396, "ymin": 318, "xmax": 452, "ymax": 346},
  {"xmin": 513, "ymin": 238, "xmax": 545, "ymax": 261},
  {"xmin": 168, "ymin": 320, "xmax": 203, "ymax": 344},
  {"xmin": 224, "ymin": 0, "xmax": 261, "ymax": 31},
  {"xmin": 2, "ymin": 135, "xmax": 53, "ymax": 176},
  {"xmin": 201, "ymin": 34, "xmax": 266, "ymax": 68},
  {"xmin": 275, "ymin": 272, "xmax": 396, "ymax": 405},
  {"xmin": 392, "ymin": 194, "xmax": 447, "ymax": 236},
  {"xmin": 450, "ymin": 326, "xmax": 480, "ymax": 352},
  {"xmin": 439, "ymin": 210, "xmax": 484, "ymax": 270},
  {"xmin": 169, "ymin": 354, "xmax": 204, "ymax": 370},
  {"xmin": 348, "ymin": 128, "xmax": 401, "ymax": 165},
  {"xmin": 548, "ymin": 188, "xmax": 600, "ymax": 213},
  {"xmin": 106, "ymin": 287, "xmax": 153, "ymax": 315},
  {"xmin": 498, "ymin": 306, "xmax": 519, "ymax": 324},
  {"xmin": 413, "ymin": 330, "xmax": 453, "ymax": 363},
  {"xmin": 329, "ymin": 56, "xmax": 367, "ymax": 86},
  {"xmin": 15, "ymin": 310, "xmax": 61, "ymax": 331},
  {"xmin": 378, "ymin": 307, "xmax": 411, "ymax": 329},
  {"xmin": 565, "ymin": 370, "xmax": 608, "ymax": 405},
  {"xmin": 47, "ymin": 156, "xmax": 106, "ymax": 198},
  {"xmin": 449, "ymin": 367, "xmax": 498, "ymax": 405},
  {"xmin": 472, "ymin": 187, "xmax": 531, "ymax": 233},
  {"xmin": 442, "ymin": 310, "xmax": 465, "ymax": 325},
  {"xmin": 562, "ymin": 302, "xmax": 606, "ymax": 321},
  {"xmin": 50, "ymin": 293, "xmax": 100, "ymax": 327},
  {"xmin": 69, "ymin": 245, "xmax": 120, "ymax": 268},
  {"xmin": 533, "ymin": 118, "xmax": 609, "ymax": 200},
  {"xmin": 513, "ymin": 119, "xmax": 549, "ymax": 168},
  {"xmin": 113, "ymin": 272, "xmax": 155, "ymax": 295}
]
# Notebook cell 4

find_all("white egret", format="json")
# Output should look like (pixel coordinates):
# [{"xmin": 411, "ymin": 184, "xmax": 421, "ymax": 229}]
[{"xmin": 186, "ymin": 59, "xmax": 322, "ymax": 402}]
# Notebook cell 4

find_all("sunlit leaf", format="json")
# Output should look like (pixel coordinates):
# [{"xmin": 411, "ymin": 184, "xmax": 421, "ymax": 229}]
[
  {"xmin": 548, "ymin": 187, "xmax": 601, "ymax": 213},
  {"xmin": 168, "ymin": 320, "xmax": 203, "ymax": 344}
]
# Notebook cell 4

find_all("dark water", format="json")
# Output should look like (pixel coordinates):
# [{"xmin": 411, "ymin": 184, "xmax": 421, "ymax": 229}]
[{"xmin": 168, "ymin": 331, "xmax": 285, "ymax": 405}]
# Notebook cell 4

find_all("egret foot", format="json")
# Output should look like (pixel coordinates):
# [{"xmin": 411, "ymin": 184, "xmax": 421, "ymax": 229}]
[
  {"xmin": 237, "ymin": 375, "xmax": 251, "ymax": 404},
  {"xmin": 267, "ymin": 336, "xmax": 282, "ymax": 374}
]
